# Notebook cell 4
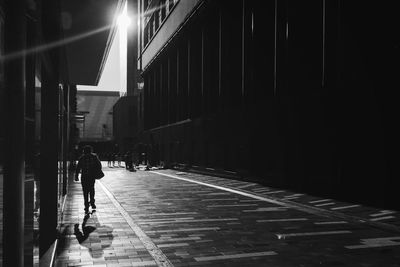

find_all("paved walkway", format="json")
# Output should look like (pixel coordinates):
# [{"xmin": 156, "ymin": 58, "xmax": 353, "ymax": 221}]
[
  {"xmin": 55, "ymin": 164, "xmax": 400, "ymax": 266},
  {"xmin": 159, "ymin": 169, "xmax": 400, "ymax": 232}
]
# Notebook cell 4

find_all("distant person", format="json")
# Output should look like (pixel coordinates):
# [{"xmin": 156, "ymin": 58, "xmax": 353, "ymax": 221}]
[
  {"xmin": 112, "ymin": 153, "xmax": 117, "ymax": 167},
  {"xmin": 117, "ymin": 153, "xmax": 122, "ymax": 167},
  {"xmin": 125, "ymin": 151, "xmax": 132, "ymax": 170},
  {"xmin": 75, "ymin": 145, "xmax": 102, "ymax": 214},
  {"xmin": 107, "ymin": 152, "xmax": 113, "ymax": 167}
]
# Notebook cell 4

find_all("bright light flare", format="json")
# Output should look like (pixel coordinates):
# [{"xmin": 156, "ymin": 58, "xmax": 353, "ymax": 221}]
[
  {"xmin": 117, "ymin": 14, "xmax": 131, "ymax": 28},
  {"xmin": 117, "ymin": 3, "xmax": 131, "ymax": 29}
]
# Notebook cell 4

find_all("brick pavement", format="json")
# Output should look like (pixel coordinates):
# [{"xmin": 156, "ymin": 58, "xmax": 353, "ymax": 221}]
[
  {"xmin": 157, "ymin": 169, "xmax": 400, "ymax": 232},
  {"xmin": 55, "ymin": 172, "xmax": 157, "ymax": 267},
  {"xmin": 54, "ymin": 165, "xmax": 400, "ymax": 266}
]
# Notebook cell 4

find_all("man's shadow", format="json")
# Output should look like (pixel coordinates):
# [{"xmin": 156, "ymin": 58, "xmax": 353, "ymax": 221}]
[
  {"xmin": 73, "ymin": 211, "xmax": 114, "ymax": 258},
  {"xmin": 74, "ymin": 215, "xmax": 95, "ymax": 243}
]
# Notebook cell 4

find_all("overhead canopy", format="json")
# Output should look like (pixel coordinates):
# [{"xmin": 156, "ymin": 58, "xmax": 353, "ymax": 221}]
[{"xmin": 60, "ymin": 0, "xmax": 123, "ymax": 85}]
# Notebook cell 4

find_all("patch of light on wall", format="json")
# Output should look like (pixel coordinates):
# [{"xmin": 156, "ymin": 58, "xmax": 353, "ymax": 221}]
[{"xmin": 119, "ymin": 1, "xmax": 129, "ymax": 96}]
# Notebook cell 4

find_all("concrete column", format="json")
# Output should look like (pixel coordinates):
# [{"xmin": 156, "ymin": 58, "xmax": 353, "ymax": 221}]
[
  {"xmin": 3, "ymin": 0, "xmax": 26, "ymax": 266},
  {"xmin": 40, "ymin": 59, "xmax": 60, "ymax": 257},
  {"xmin": 63, "ymin": 85, "xmax": 70, "ymax": 195},
  {"xmin": 40, "ymin": 0, "xmax": 61, "ymax": 257},
  {"xmin": 25, "ymin": 14, "xmax": 38, "ymax": 267}
]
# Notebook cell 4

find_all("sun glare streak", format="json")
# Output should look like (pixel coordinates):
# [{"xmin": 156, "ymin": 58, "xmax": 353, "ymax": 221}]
[
  {"xmin": 0, "ymin": 24, "xmax": 112, "ymax": 62},
  {"xmin": 0, "ymin": 1, "xmax": 170, "ymax": 63},
  {"xmin": 118, "ymin": 11, "xmax": 131, "ymax": 29}
]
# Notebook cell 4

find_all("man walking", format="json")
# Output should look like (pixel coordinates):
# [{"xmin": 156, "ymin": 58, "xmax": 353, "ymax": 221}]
[{"xmin": 75, "ymin": 145, "xmax": 102, "ymax": 214}]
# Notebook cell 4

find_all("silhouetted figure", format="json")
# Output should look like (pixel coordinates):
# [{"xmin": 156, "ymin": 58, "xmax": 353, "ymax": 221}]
[
  {"xmin": 75, "ymin": 145, "xmax": 101, "ymax": 214},
  {"xmin": 117, "ymin": 153, "xmax": 122, "ymax": 167},
  {"xmin": 125, "ymin": 151, "xmax": 132, "ymax": 170},
  {"xmin": 107, "ymin": 152, "xmax": 113, "ymax": 167},
  {"xmin": 132, "ymin": 147, "xmax": 139, "ymax": 167},
  {"xmin": 112, "ymin": 153, "xmax": 116, "ymax": 167}
]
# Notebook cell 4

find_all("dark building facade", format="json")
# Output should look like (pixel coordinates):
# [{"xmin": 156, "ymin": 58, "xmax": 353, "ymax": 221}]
[
  {"xmin": 0, "ymin": 0, "xmax": 122, "ymax": 265},
  {"xmin": 113, "ymin": 95, "xmax": 139, "ymax": 154},
  {"xmin": 136, "ymin": 0, "xmax": 399, "ymax": 210},
  {"xmin": 0, "ymin": 0, "xmax": 79, "ymax": 264}
]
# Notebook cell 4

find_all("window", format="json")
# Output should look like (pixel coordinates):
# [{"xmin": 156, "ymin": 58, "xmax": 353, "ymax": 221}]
[
  {"xmin": 142, "ymin": 0, "xmax": 179, "ymax": 47},
  {"xmin": 160, "ymin": 0, "xmax": 167, "ymax": 21}
]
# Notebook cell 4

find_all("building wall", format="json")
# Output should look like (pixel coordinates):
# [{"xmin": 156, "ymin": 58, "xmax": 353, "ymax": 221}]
[
  {"xmin": 1, "ymin": 0, "xmax": 118, "ymax": 263},
  {"xmin": 137, "ymin": 1, "xmax": 400, "ymax": 210},
  {"xmin": 141, "ymin": 0, "xmax": 200, "ymax": 69},
  {"xmin": 76, "ymin": 90, "xmax": 120, "ymax": 141}
]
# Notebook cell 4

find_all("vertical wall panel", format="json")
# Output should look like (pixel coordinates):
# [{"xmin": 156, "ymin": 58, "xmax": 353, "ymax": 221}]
[
  {"xmin": 220, "ymin": 1, "xmax": 242, "ymax": 112},
  {"xmin": 203, "ymin": 8, "xmax": 219, "ymax": 116},
  {"xmin": 287, "ymin": 0, "xmax": 324, "ymax": 94},
  {"xmin": 169, "ymin": 49, "xmax": 177, "ymax": 123},
  {"xmin": 144, "ymin": 75, "xmax": 150, "ymax": 129},
  {"xmin": 3, "ymin": 0, "xmax": 26, "ymax": 265},
  {"xmin": 161, "ymin": 59, "xmax": 168, "ymax": 125},
  {"xmin": 154, "ymin": 65, "xmax": 160, "ymax": 127},
  {"xmin": 177, "ymin": 39, "xmax": 188, "ymax": 120},
  {"xmin": 189, "ymin": 21, "xmax": 202, "ymax": 118}
]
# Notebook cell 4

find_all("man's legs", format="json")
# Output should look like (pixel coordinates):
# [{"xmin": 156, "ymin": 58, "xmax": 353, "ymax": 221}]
[
  {"xmin": 82, "ymin": 185, "xmax": 90, "ymax": 213},
  {"xmin": 89, "ymin": 182, "xmax": 96, "ymax": 209}
]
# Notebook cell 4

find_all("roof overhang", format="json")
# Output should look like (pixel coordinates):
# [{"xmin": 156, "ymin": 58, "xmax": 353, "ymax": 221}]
[{"xmin": 61, "ymin": 0, "xmax": 124, "ymax": 86}]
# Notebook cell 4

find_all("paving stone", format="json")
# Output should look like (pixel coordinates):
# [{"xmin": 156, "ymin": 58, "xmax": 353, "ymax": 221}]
[{"xmin": 53, "ymin": 167, "xmax": 400, "ymax": 266}]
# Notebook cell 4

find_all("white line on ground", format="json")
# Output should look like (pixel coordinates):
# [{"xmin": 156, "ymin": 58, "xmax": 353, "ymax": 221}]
[
  {"xmin": 369, "ymin": 210, "xmax": 396, "ymax": 217},
  {"xmin": 236, "ymin": 183, "xmax": 258, "ymax": 189},
  {"xmin": 137, "ymin": 218, "xmax": 239, "ymax": 224},
  {"xmin": 133, "ymin": 217, "xmax": 195, "ymax": 222},
  {"xmin": 132, "ymin": 212, "xmax": 198, "ymax": 217},
  {"xmin": 276, "ymin": 230, "xmax": 351, "ymax": 238},
  {"xmin": 314, "ymin": 221, "xmax": 348, "ymax": 225},
  {"xmin": 153, "ymin": 237, "xmax": 201, "ymax": 243},
  {"xmin": 207, "ymin": 204, "xmax": 258, "ymax": 207},
  {"xmin": 194, "ymin": 251, "xmax": 277, "ymax": 261},
  {"xmin": 151, "ymin": 171, "xmax": 289, "ymax": 207},
  {"xmin": 253, "ymin": 188, "xmax": 271, "ymax": 192},
  {"xmin": 315, "ymin": 202, "xmax": 336, "ymax": 207},
  {"xmin": 145, "ymin": 227, "xmax": 220, "ymax": 234},
  {"xmin": 157, "ymin": 243, "xmax": 189, "ymax": 248},
  {"xmin": 370, "ymin": 216, "xmax": 395, "ymax": 222},
  {"xmin": 330, "ymin": 205, "xmax": 360, "ymax": 210},
  {"xmin": 201, "ymin": 198, "xmax": 239, "ymax": 201},
  {"xmin": 257, "ymin": 218, "xmax": 308, "ymax": 223},
  {"xmin": 264, "ymin": 190, "xmax": 285, "ymax": 194},
  {"xmin": 309, "ymin": 199, "xmax": 332, "ymax": 204},
  {"xmin": 243, "ymin": 207, "xmax": 287, "ymax": 212}
]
